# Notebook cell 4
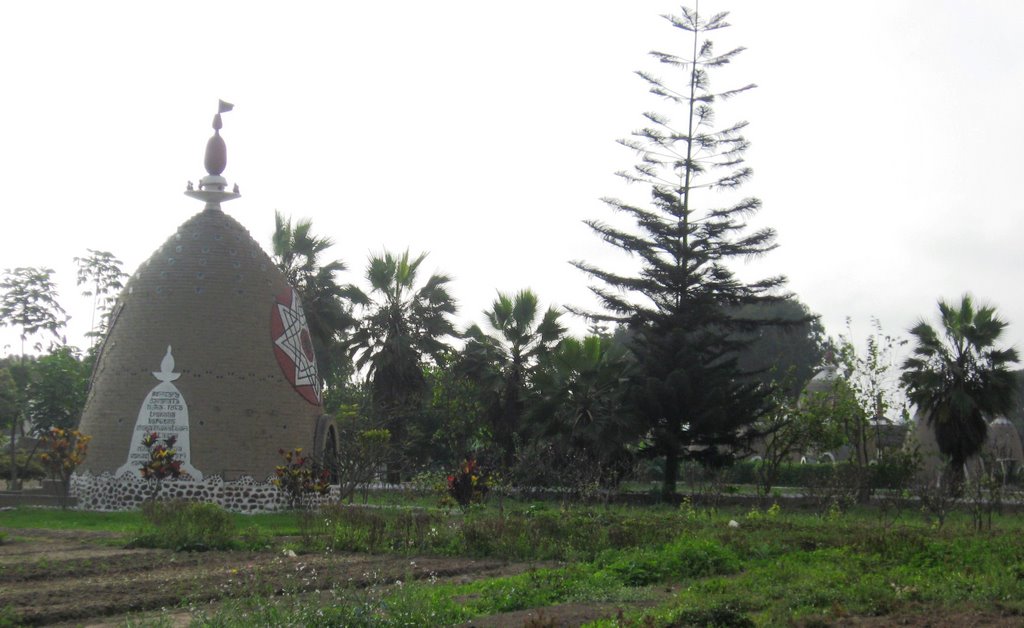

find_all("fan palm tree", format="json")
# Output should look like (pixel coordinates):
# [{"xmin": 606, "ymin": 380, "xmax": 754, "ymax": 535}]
[
  {"xmin": 462, "ymin": 289, "xmax": 565, "ymax": 465},
  {"xmin": 272, "ymin": 212, "xmax": 356, "ymax": 384},
  {"xmin": 533, "ymin": 335, "xmax": 634, "ymax": 456},
  {"xmin": 346, "ymin": 250, "xmax": 457, "ymax": 465},
  {"xmin": 901, "ymin": 294, "xmax": 1019, "ymax": 491}
]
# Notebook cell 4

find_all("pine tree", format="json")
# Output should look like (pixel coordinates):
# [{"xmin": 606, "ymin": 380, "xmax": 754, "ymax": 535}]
[{"xmin": 572, "ymin": 5, "xmax": 786, "ymax": 499}]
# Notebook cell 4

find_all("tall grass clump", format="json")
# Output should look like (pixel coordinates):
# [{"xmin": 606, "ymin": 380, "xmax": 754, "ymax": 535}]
[
  {"xmin": 130, "ymin": 500, "xmax": 237, "ymax": 551},
  {"xmin": 596, "ymin": 537, "xmax": 740, "ymax": 585}
]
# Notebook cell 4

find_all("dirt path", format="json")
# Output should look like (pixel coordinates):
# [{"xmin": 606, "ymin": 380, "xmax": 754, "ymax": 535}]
[{"xmin": 0, "ymin": 528, "xmax": 542, "ymax": 626}]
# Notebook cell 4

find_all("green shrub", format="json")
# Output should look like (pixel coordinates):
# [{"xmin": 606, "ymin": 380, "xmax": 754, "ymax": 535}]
[
  {"xmin": 237, "ymin": 524, "xmax": 273, "ymax": 551},
  {"xmin": 716, "ymin": 459, "xmax": 919, "ymax": 491},
  {"xmin": 670, "ymin": 605, "xmax": 755, "ymax": 628},
  {"xmin": 598, "ymin": 537, "xmax": 740, "ymax": 585},
  {"xmin": 297, "ymin": 503, "xmax": 448, "ymax": 554},
  {"xmin": 0, "ymin": 604, "xmax": 19, "ymax": 628},
  {"xmin": 0, "ymin": 451, "xmax": 47, "ymax": 481},
  {"xmin": 131, "ymin": 500, "xmax": 237, "ymax": 551}
]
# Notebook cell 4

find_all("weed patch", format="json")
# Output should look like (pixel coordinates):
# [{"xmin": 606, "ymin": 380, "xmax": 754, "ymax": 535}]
[
  {"xmin": 596, "ymin": 537, "xmax": 740, "ymax": 585},
  {"xmin": 130, "ymin": 500, "xmax": 237, "ymax": 551}
]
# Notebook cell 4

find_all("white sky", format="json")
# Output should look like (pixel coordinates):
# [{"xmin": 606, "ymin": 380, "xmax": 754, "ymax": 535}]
[{"xmin": 1, "ymin": 1, "xmax": 1022, "ymax": 365}]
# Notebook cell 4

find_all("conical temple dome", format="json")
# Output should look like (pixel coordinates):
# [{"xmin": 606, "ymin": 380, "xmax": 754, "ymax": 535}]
[{"xmin": 79, "ymin": 207, "xmax": 324, "ymax": 481}]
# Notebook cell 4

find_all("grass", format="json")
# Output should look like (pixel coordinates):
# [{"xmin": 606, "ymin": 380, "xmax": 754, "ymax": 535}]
[
  {"xmin": 4, "ymin": 498, "xmax": 1024, "ymax": 626},
  {"xmin": 283, "ymin": 503, "xmax": 1024, "ymax": 626},
  {"xmin": 0, "ymin": 506, "xmax": 300, "ymax": 537},
  {"xmin": 0, "ymin": 506, "xmax": 144, "ymax": 533}
]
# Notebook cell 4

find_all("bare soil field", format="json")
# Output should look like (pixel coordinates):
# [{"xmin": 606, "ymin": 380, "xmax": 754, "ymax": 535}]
[{"xmin": 0, "ymin": 527, "xmax": 550, "ymax": 626}]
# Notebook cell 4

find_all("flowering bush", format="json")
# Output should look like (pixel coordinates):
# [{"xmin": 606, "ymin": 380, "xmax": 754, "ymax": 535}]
[
  {"xmin": 140, "ymin": 432, "xmax": 183, "ymax": 482},
  {"xmin": 38, "ymin": 427, "xmax": 91, "ymax": 508},
  {"xmin": 274, "ymin": 447, "xmax": 331, "ymax": 509},
  {"xmin": 447, "ymin": 457, "xmax": 488, "ymax": 508}
]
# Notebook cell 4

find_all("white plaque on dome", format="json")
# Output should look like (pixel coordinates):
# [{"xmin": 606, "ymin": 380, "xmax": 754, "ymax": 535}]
[{"xmin": 116, "ymin": 346, "xmax": 202, "ymax": 480}]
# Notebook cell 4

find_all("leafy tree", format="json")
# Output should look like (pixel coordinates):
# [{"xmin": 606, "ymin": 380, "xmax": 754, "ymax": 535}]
[
  {"xmin": 734, "ymin": 298, "xmax": 825, "ymax": 397},
  {"xmin": 833, "ymin": 319, "xmax": 907, "ymax": 474},
  {"xmin": 462, "ymin": 289, "xmax": 565, "ymax": 465},
  {"xmin": 901, "ymin": 295, "xmax": 1019, "ymax": 491},
  {"xmin": 571, "ymin": 6, "xmax": 786, "ymax": 499},
  {"xmin": 347, "ymin": 249, "xmax": 457, "ymax": 477},
  {"xmin": 73, "ymin": 249, "xmax": 127, "ymax": 340},
  {"xmin": 0, "ymin": 266, "xmax": 68, "ymax": 488},
  {"xmin": 423, "ymin": 352, "xmax": 488, "ymax": 468},
  {"xmin": 272, "ymin": 211, "xmax": 357, "ymax": 384},
  {"xmin": 327, "ymin": 404, "xmax": 393, "ymax": 503},
  {"xmin": 26, "ymin": 346, "xmax": 90, "ymax": 433},
  {"xmin": 0, "ymin": 368, "xmax": 18, "ymax": 447},
  {"xmin": 531, "ymin": 335, "xmax": 638, "ymax": 489},
  {"xmin": 38, "ymin": 427, "xmax": 91, "ymax": 509},
  {"xmin": 0, "ymin": 267, "xmax": 68, "ymax": 354},
  {"xmin": 753, "ymin": 370, "xmax": 848, "ymax": 498}
]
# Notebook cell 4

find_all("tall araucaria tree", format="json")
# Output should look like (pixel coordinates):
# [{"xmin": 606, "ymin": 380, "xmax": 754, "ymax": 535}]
[
  {"xmin": 901, "ymin": 295, "xmax": 1018, "ymax": 491},
  {"xmin": 571, "ymin": 5, "xmax": 787, "ymax": 500}
]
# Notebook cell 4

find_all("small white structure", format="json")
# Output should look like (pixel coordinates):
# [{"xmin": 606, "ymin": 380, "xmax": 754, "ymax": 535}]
[{"xmin": 116, "ymin": 346, "xmax": 202, "ymax": 480}]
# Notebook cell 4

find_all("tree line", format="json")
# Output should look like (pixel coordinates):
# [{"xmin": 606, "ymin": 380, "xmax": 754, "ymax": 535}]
[{"xmin": 2, "ymin": 5, "xmax": 1018, "ymax": 499}]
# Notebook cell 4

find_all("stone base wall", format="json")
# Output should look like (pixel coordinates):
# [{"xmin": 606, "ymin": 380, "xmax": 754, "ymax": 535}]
[{"xmin": 70, "ymin": 471, "xmax": 337, "ymax": 513}]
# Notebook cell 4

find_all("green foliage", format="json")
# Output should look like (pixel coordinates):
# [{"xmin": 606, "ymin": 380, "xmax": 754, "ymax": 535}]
[
  {"xmin": 273, "ymin": 447, "xmax": 330, "ymax": 509},
  {"xmin": 734, "ymin": 298, "xmax": 826, "ymax": 397},
  {"xmin": 0, "ymin": 266, "xmax": 68, "ymax": 350},
  {"xmin": 753, "ymin": 375, "xmax": 847, "ymax": 497},
  {"xmin": 462, "ymin": 289, "xmax": 565, "ymax": 465},
  {"xmin": 571, "ymin": 6, "xmax": 786, "ymax": 500},
  {"xmin": 596, "ymin": 537, "xmax": 739, "ymax": 585},
  {"xmin": 139, "ymin": 432, "xmax": 183, "ymax": 484},
  {"xmin": 902, "ymin": 294, "xmax": 1019, "ymax": 486},
  {"xmin": 347, "ymin": 249, "xmax": 457, "ymax": 476},
  {"xmin": 422, "ymin": 352, "xmax": 488, "ymax": 466},
  {"xmin": 10, "ymin": 499, "xmax": 1024, "ymax": 625},
  {"xmin": 237, "ymin": 524, "xmax": 274, "ymax": 551},
  {"xmin": 272, "ymin": 211, "xmax": 357, "ymax": 383},
  {"xmin": 132, "ymin": 500, "xmax": 237, "ymax": 551},
  {"xmin": 329, "ymin": 405, "xmax": 393, "ymax": 502},
  {"xmin": 37, "ymin": 426, "xmax": 91, "ymax": 508},
  {"xmin": 446, "ymin": 457, "xmax": 488, "ymax": 508},
  {"xmin": 0, "ymin": 368, "xmax": 18, "ymax": 437},
  {"xmin": 0, "ymin": 604, "xmax": 17, "ymax": 628},
  {"xmin": 25, "ymin": 346, "xmax": 90, "ymax": 432},
  {"xmin": 529, "ymin": 335, "xmax": 637, "ymax": 488},
  {"xmin": 297, "ymin": 504, "xmax": 444, "ymax": 554},
  {"xmin": 199, "ymin": 503, "xmax": 1024, "ymax": 626},
  {"xmin": 73, "ymin": 249, "xmax": 127, "ymax": 339},
  {"xmin": 0, "ymin": 450, "xmax": 46, "ymax": 480},
  {"xmin": 834, "ymin": 318, "xmax": 908, "ymax": 469},
  {"xmin": 0, "ymin": 267, "xmax": 68, "ymax": 486}
]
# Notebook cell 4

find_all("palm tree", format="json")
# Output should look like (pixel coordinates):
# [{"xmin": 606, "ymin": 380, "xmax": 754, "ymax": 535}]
[
  {"xmin": 346, "ymin": 249, "xmax": 457, "ymax": 475},
  {"xmin": 901, "ymin": 294, "xmax": 1019, "ymax": 490},
  {"xmin": 272, "ymin": 211, "xmax": 356, "ymax": 384},
  {"xmin": 533, "ymin": 335, "xmax": 634, "ymax": 457},
  {"xmin": 462, "ymin": 289, "xmax": 565, "ymax": 465}
]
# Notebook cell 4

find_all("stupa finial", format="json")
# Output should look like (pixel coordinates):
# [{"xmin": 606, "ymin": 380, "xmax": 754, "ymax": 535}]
[
  {"xmin": 186, "ymin": 100, "xmax": 241, "ymax": 211},
  {"xmin": 205, "ymin": 100, "xmax": 233, "ymax": 176}
]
